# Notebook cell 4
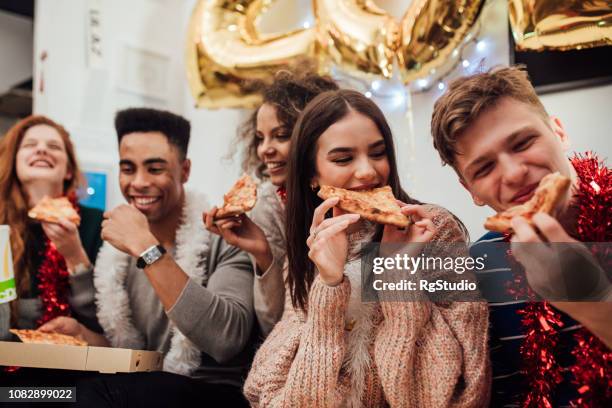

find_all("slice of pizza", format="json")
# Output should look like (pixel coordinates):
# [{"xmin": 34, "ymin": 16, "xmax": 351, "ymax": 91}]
[
  {"xmin": 28, "ymin": 196, "xmax": 81, "ymax": 226},
  {"xmin": 214, "ymin": 174, "xmax": 258, "ymax": 219},
  {"xmin": 10, "ymin": 329, "xmax": 88, "ymax": 346},
  {"xmin": 484, "ymin": 172, "xmax": 571, "ymax": 233},
  {"xmin": 318, "ymin": 185, "xmax": 411, "ymax": 228}
]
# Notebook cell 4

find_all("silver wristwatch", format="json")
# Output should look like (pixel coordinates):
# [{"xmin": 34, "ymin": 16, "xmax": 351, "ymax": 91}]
[{"xmin": 136, "ymin": 245, "xmax": 167, "ymax": 269}]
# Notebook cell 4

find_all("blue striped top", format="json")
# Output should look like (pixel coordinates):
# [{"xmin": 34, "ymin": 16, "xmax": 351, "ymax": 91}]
[{"xmin": 471, "ymin": 232, "xmax": 581, "ymax": 407}]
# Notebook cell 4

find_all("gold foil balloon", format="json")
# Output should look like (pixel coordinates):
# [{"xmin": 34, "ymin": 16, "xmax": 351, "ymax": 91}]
[
  {"xmin": 509, "ymin": 0, "xmax": 612, "ymax": 51},
  {"xmin": 314, "ymin": 0, "xmax": 400, "ymax": 79},
  {"xmin": 186, "ymin": 0, "xmax": 317, "ymax": 109},
  {"xmin": 398, "ymin": 0, "xmax": 485, "ymax": 83},
  {"xmin": 187, "ymin": 0, "xmax": 490, "ymax": 106}
]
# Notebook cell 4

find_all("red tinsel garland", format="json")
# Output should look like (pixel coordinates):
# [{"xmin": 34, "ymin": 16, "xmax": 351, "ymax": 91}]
[
  {"xmin": 36, "ymin": 238, "xmax": 71, "ymax": 326},
  {"xmin": 276, "ymin": 186, "xmax": 287, "ymax": 203},
  {"xmin": 4, "ymin": 195, "xmax": 79, "ymax": 372},
  {"xmin": 36, "ymin": 194, "xmax": 80, "ymax": 326},
  {"xmin": 567, "ymin": 153, "xmax": 611, "ymax": 407},
  {"xmin": 507, "ymin": 152, "xmax": 612, "ymax": 407},
  {"xmin": 505, "ymin": 254, "xmax": 565, "ymax": 408}
]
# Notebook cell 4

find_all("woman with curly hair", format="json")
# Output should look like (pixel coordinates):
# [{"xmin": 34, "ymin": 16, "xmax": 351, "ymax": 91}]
[{"xmin": 204, "ymin": 70, "xmax": 338, "ymax": 335}]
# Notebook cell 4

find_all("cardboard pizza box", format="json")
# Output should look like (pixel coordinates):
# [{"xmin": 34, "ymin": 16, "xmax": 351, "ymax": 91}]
[{"xmin": 0, "ymin": 341, "xmax": 163, "ymax": 373}]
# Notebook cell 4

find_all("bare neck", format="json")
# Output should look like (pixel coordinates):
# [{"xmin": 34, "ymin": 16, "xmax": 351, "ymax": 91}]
[
  {"xmin": 23, "ymin": 180, "xmax": 63, "ymax": 208},
  {"xmin": 148, "ymin": 197, "xmax": 184, "ymax": 248}
]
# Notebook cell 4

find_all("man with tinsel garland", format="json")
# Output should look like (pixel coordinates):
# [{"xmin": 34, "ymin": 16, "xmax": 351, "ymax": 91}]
[
  {"xmin": 39, "ymin": 108, "xmax": 255, "ymax": 406},
  {"xmin": 430, "ymin": 66, "xmax": 611, "ymax": 407}
]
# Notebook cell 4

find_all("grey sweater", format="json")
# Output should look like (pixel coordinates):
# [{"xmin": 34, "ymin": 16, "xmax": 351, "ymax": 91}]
[
  {"xmin": 95, "ymin": 190, "xmax": 257, "ymax": 384},
  {"xmin": 136, "ymin": 235, "xmax": 256, "ymax": 384},
  {"xmin": 95, "ymin": 231, "xmax": 255, "ymax": 387},
  {"xmin": 173, "ymin": 236, "xmax": 255, "ymax": 385}
]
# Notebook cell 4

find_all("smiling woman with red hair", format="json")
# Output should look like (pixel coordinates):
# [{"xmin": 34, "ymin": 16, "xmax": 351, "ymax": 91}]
[{"xmin": 0, "ymin": 115, "xmax": 103, "ymax": 341}]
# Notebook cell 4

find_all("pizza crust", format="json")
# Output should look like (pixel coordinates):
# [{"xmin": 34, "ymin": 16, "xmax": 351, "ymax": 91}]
[
  {"xmin": 28, "ymin": 196, "xmax": 81, "ymax": 226},
  {"xmin": 10, "ymin": 329, "xmax": 87, "ymax": 346},
  {"xmin": 215, "ymin": 174, "xmax": 257, "ymax": 219},
  {"xmin": 318, "ymin": 185, "xmax": 411, "ymax": 228},
  {"xmin": 484, "ymin": 172, "xmax": 571, "ymax": 233}
]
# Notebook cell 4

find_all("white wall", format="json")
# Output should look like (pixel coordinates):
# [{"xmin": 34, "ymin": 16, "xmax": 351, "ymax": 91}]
[
  {"xmin": 540, "ymin": 84, "xmax": 612, "ymax": 156},
  {"xmin": 33, "ymin": 0, "xmax": 612, "ymax": 239},
  {"xmin": 34, "ymin": 0, "xmax": 189, "ymax": 208},
  {"xmin": 0, "ymin": 11, "xmax": 33, "ymax": 94}
]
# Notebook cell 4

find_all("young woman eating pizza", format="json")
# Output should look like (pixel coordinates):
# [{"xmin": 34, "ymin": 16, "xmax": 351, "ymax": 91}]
[
  {"xmin": 0, "ymin": 116, "xmax": 103, "ymax": 382},
  {"xmin": 203, "ymin": 70, "xmax": 338, "ymax": 335},
  {"xmin": 0, "ymin": 116, "xmax": 102, "ymax": 386},
  {"xmin": 243, "ymin": 90, "xmax": 491, "ymax": 407}
]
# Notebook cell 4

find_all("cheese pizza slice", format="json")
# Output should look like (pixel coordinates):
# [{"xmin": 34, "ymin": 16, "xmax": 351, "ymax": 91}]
[
  {"xmin": 28, "ymin": 196, "xmax": 81, "ymax": 226},
  {"xmin": 10, "ymin": 329, "xmax": 87, "ymax": 346},
  {"xmin": 484, "ymin": 172, "xmax": 571, "ymax": 233},
  {"xmin": 318, "ymin": 185, "xmax": 411, "ymax": 228},
  {"xmin": 214, "ymin": 174, "xmax": 258, "ymax": 219}
]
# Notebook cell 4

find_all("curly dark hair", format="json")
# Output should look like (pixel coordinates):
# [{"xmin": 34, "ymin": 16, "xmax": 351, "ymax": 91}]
[{"xmin": 238, "ymin": 70, "xmax": 339, "ymax": 179}]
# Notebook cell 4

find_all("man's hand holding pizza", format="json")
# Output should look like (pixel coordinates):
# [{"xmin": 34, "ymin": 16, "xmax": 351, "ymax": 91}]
[
  {"xmin": 510, "ymin": 213, "xmax": 611, "ymax": 302},
  {"xmin": 101, "ymin": 204, "xmax": 159, "ymax": 257}
]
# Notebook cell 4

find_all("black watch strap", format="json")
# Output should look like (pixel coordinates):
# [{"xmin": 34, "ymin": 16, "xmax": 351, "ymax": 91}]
[{"xmin": 136, "ymin": 245, "xmax": 167, "ymax": 269}]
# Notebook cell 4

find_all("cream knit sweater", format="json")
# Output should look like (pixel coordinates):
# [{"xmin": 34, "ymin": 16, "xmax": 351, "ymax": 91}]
[
  {"xmin": 250, "ymin": 182, "xmax": 287, "ymax": 335},
  {"xmin": 244, "ymin": 205, "xmax": 491, "ymax": 407}
]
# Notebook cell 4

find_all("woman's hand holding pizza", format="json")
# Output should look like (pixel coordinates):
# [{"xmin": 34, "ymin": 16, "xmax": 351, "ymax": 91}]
[
  {"xmin": 39, "ymin": 316, "xmax": 84, "ymax": 339},
  {"xmin": 381, "ymin": 203, "xmax": 436, "ymax": 256},
  {"xmin": 39, "ymin": 316, "xmax": 110, "ymax": 347},
  {"xmin": 203, "ymin": 207, "xmax": 273, "ymax": 273},
  {"xmin": 41, "ymin": 219, "xmax": 90, "ymax": 273},
  {"xmin": 307, "ymin": 197, "xmax": 360, "ymax": 287},
  {"xmin": 376, "ymin": 203, "xmax": 436, "ymax": 301}
]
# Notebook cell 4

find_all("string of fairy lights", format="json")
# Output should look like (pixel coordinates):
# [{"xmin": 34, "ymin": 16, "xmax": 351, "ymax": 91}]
[
  {"xmin": 321, "ymin": 25, "xmax": 489, "ymax": 111},
  {"xmin": 297, "ymin": 0, "xmax": 499, "ymax": 109}
]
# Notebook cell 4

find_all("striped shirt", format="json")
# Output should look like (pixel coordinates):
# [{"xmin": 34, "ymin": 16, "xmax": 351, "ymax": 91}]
[{"xmin": 471, "ymin": 232, "xmax": 581, "ymax": 407}]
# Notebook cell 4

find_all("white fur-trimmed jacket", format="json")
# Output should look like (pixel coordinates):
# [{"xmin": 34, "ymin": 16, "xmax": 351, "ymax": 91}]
[{"xmin": 94, "ymin": 190, "xmax": 255, "ymax": 383}]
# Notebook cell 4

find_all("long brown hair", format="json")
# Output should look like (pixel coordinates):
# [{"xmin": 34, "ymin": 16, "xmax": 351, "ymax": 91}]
[
  {"xmin": 0, "ymin": 115, "xmax": 84, "ymax": 322},
  {"xmin": 285, "ymin": 90, "xmax": 420, "ymax": 311}
]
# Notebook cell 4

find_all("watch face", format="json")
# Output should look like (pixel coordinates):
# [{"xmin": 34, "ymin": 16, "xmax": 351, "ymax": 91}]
[
  {"xmin": 137, "ymin": 245, "xmax": 166, "ymax": 269},
  {"xmin": 143, "ymin": 247, "xmax": 162, "ymax": 264}
]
